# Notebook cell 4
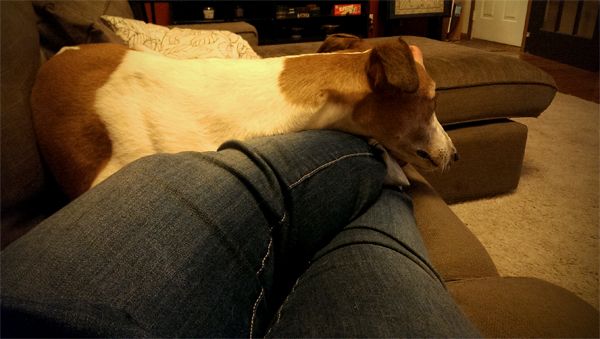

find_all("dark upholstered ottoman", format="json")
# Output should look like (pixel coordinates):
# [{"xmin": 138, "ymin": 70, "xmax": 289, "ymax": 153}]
[{"xmin": 256, "ymin": 36, "xmax": 557, "ymax": 203}]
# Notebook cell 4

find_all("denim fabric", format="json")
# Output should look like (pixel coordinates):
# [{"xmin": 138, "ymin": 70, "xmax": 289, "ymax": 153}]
[
  {"xmin": 1, "ymin": 130, "xmax": 478, "ymax": 337},
  {"xmin": 265, "ymin": 190, "xmax": 479, "ymax": 337}
]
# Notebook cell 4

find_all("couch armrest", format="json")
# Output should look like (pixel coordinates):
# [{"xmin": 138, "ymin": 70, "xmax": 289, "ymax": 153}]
[
  {"xmin": 403, "ymin": 165, "xmax": 499, "ymax": 281},
  {"xmin": 448, "ymin": 277, "xmax": 599, "ymax": 337}
]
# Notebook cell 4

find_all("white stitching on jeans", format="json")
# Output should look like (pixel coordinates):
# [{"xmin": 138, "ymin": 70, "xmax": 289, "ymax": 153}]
[
  {"xmin": 264, "ymin": 275, "xmax": 302, "ymax": 337},
  {"xmin": 288, "ymin": 152, "xmax": 374, "ymax": 189},
  {"xmin": 279, "ymin": 211, "xmax": 286, "ymax": 225},
  {"xmin": 249, "ymin": 289, "xmax": 264, "ymax": 339},
  {"xmin": 257, "ymin": 237, "xmax": 273, "ymax": 277},
  {"xmin": 249, "ymin": 225, "xmax": 275, "ymax": 338}
]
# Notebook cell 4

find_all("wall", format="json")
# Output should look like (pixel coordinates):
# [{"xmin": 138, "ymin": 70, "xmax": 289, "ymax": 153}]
[{"xmin": 461, "ymin": 0, "xmax": 472, "ymax": 34}]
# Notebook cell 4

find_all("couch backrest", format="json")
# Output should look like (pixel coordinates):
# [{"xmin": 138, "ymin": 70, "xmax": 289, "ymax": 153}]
[
  {"xmin": 1, "ymin": 1, "xmax": 54, "ymax": 248},
  {"xmin": 0, "ymin": 1, "xmax": 133, "ymax": 248},
  {"xmin": 33, "ymin": 0, "xmax": 133, "ymax": 59}
]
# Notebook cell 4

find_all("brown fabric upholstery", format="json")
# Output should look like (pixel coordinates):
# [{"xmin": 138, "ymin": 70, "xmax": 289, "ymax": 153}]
[
  {"xmin": 33, "ymin": 0, "xmax": 131, "ymax": 59},
  {"xmin": 422, "ymin": 119, "xmax": 528, "ymax": 203},
  {"xmin": 436, "ymin": 84, "xmax": 557, "ymax": 124},
  {"xmin": 402, "ymin": 36, "xmax": 555, "ymax": 89},
  {"xmin": 403, "ymin": 166, "xmax": 499, "ymax": 281},
  {"xmin": 256, "ymin": 41, "xmax": 321, "ymax": 57},
  {"xmin": 382, "ymin": 36, "xmax": 557, "ymax": 124},
  {"xmin": 1, "ymin": 1, "xmax": 43, "ymax": 209},
  {"xmin": 0, "ymin": 1, "xmax": 65, "ymax": 248},
  {"xmin": 448, "ymin": 277, "xmax": 600, "ymax": 338}
]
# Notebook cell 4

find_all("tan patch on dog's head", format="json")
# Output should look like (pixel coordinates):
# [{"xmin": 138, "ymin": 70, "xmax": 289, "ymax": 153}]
[
  {"xmin": 317, "ymin": 35, "xmax": 456, "ymax": 171},
  {"xmin": 365, "ymin": 37, "xmax": 420, "ymax": 94},
  {"xmin": 279, "ymin": 52, "xmax": 372, "ymax": 108},
  {"xmin": 279, "ymin": 37, "xmax": 423, "ymax": 110},
  {"xmin": 31, "ymin": 43, "xmax": 128, "ymax": 198}
]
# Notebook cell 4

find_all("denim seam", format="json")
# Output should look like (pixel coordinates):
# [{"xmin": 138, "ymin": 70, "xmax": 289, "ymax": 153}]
[
  {"xmin": 249, "ymin": 289, "xmax": 264, "ymax": 339},
  {"xmin": 265, "ymin": 275, "xmax": 302, "ymax": 337},
  {"xmin": 288, "ymin": 152, "xmax": 374, "ymax": 189},
  {"xmin": 250, "ymin": 212, "xmax": 284, "ymax": 338},
  {"xmin": 249, "ymin": 234, "xmax": 273, "ymax": 339}
]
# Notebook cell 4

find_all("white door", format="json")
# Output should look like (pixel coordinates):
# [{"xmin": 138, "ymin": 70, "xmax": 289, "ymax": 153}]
[{"xmin": 471, "ymin": 0, "xmax": 529, "ymax": 46}]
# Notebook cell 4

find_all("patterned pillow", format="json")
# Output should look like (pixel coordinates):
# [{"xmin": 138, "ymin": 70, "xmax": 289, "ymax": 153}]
[{"xmin": 100, "ymin": 15, "xmax": 259, "ymax": 59}]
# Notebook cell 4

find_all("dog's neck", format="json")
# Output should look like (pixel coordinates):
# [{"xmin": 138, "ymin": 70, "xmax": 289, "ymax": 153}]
[{"xmin": 277, "ymin": 51, "xmax": 373, "ymax": 134}]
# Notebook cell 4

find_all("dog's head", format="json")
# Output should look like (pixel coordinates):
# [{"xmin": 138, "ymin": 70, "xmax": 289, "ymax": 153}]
[{"xmin": 319, "ymin": 34, "xmax": 458, "ymax": 171}]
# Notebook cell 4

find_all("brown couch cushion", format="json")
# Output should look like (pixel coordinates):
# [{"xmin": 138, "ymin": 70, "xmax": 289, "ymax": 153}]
[
  {"xmin": 0, "ymin": 1, "xmax": 64, "ymax": 248},
  {"xmin": 422, "ymin": 119, "xmax": 528, "ymax": 203},
  {"xmin": 403, "ymin": 166, "xmax": 499, "ymax": 281},
  {"xmin": 33, "ymin": 0, "xmax": 132, "ymax": 59},
  {"xmin": 1, "ymin": 1, "xmax": 42, "ymax": 208},
  {"xmin": 401, "ymin": 36, "xmax": 557, "ymax": 124},
  {"xmin": 448, "ymin": 277, "xmax": 600, "ymax": 338}
]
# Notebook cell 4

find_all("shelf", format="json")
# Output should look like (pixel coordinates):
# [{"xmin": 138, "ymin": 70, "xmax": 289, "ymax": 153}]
[{"xmin": 169, "ymin": 1, "xmax": 370, "ymax": 45}]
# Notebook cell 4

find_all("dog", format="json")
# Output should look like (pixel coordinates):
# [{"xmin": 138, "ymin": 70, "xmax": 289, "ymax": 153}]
[{"xmin": 31, "ymin": 35, "xmax": 457, "ymax": 199}]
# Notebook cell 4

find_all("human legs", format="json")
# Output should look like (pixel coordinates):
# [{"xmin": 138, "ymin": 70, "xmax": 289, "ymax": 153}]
[
  {"xmin": 1, "ymin": 131, "xmax": 385, "ymax": 337},
  {"xmin": 266, "ymin": 189, "xmax": 481, "ymax": 338}
]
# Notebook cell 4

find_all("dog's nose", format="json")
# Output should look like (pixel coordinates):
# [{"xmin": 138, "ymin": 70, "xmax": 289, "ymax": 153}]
[{"xmin": 453, "ymin": 152, "xmax": 460, "ymax": 162}]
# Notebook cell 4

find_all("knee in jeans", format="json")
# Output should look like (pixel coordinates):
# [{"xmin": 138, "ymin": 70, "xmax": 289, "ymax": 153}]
[{"xmin": 122, "ymin": 152, "xmax": 199, "ymax": 182}]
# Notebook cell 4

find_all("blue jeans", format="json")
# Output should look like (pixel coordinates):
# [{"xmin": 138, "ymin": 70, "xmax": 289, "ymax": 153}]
[{"xmin": 1, "ymin": 131, "xmax": 479, "ymax": 337}]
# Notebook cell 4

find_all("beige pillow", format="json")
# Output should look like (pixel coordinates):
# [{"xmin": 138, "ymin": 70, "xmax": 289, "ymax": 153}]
[{"xmin": 100, "ymin": 15, "xmax": 259, "ymax": 59}]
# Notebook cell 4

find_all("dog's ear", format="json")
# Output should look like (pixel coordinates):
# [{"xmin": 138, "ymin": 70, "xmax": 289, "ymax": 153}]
[
  {"xmin": 317, "ymin": 33, "xmax": 370, "ymax": 53},
  {"xmin": 366, "ymin": 38, "xmax": 419, "ymax": 93}
]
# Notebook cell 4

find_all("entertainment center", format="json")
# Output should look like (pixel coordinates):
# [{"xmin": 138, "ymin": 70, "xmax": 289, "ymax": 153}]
[{"xmin": 169, "ymin": 1, "xmax": 370, "ymax": 45}]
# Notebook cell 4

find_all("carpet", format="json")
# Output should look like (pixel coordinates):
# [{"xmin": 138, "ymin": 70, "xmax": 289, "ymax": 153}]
[{"xmin": 450, "ymin": 92, "xmax": 599, "ymax": 308}]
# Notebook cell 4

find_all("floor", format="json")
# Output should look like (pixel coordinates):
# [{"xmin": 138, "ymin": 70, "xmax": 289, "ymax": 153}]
[
  {"xmin": 455, "ymin": 39, "xmax": 599, "ymax": 103},
  {"xmin": 449, "ymin": 39, "xmax": 599, "ymax": 307}
]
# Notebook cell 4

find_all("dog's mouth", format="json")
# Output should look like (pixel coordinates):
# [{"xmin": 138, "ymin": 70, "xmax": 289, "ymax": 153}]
[{"xmin": 389, "ymin": 148, "xmax": 454, "ymax": 172}]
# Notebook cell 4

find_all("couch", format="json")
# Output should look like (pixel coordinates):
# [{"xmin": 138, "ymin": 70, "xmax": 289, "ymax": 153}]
[{"xmin": 1, "ymin": 1, "xmax": 598, "ymax": 337}]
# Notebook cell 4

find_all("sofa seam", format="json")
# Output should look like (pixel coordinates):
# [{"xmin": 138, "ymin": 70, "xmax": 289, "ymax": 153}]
[
  {"xmin": 444, "ymin": 276, "xmax": 501, "ymax": 284},
  {"xmin": 436, "ymin": 81, "xmax": 558, "ymax": 92}
]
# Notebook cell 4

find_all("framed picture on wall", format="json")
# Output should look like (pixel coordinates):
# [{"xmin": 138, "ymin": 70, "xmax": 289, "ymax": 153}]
[{"xmin": 389, "ymin": 0, "xmax": 449, "ymax": 18}]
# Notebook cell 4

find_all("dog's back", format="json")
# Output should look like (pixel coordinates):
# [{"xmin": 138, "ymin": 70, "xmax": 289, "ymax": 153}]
[
  {"xmin": 32, "ymin": 44, "xmax": 373, "ymax": 197},
  {"xmin": 32, "ymin": 38, "xmax": 457, "ymax": 199}
]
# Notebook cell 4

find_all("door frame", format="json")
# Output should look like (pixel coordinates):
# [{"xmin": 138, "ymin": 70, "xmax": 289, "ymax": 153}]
[{"xmin": 467, "ymin": 0, "xmax": 532, "ymax": 50}]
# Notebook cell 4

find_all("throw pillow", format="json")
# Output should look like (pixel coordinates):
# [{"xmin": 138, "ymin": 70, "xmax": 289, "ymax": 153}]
[{"xmin": 101, "ymin": 15, "xmax": 260, "ymax": 59}]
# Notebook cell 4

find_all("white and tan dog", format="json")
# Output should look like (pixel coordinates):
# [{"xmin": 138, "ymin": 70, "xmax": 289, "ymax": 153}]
[{"xmin": 32, "ymin": 35, "xmax": 457, "ymax": 199}]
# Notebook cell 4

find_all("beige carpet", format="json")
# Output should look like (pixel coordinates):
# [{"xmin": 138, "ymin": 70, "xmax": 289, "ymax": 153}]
[{"xmin": 450, "ymin": 92, "xmax": 599, "ymax": 308}]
